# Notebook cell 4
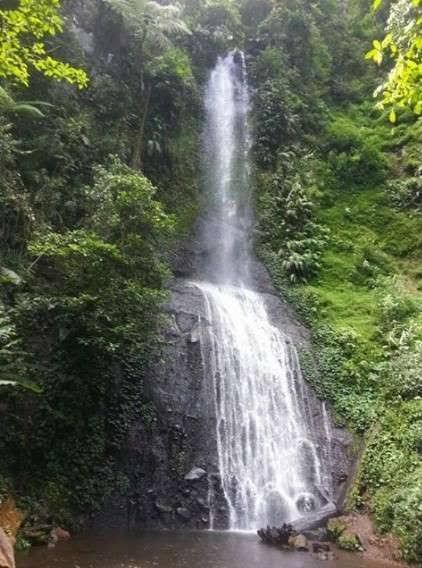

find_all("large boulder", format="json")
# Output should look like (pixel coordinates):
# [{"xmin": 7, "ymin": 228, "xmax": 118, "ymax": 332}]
[
  {"xmin": 0, "ymin": 499, "xmax": 25, "ymax": 538},
  {"xmin": 0, "ymin": 528, "xmax": 14, "ymax": 568},
  {"xmin": 292, "ymin": 534, "xmax": 309, "ymax": 551},
  {"xmin": 184, "ymin": 467, "xmax": 207, "ymax": 482}
]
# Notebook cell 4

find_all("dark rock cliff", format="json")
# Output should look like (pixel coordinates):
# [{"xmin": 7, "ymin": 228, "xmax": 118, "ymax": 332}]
[{"xmin": 93, "ymin": 226, "xmax": 355, "ymax": 530}]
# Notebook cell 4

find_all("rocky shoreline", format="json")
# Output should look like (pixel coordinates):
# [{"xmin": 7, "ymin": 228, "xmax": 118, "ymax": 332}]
[{"xmin": 257, "ymin": 513, "xmax": 408, "ymax": 566}]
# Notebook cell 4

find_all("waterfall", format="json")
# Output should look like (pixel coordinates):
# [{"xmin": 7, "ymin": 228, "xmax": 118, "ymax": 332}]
[
  {"xmin": 201, "ymin": 50, "xmax": 252, "ymax": 285},
  {"xmin": 193, "ymin": 52, "xmax": 331, "ymax": 531}
]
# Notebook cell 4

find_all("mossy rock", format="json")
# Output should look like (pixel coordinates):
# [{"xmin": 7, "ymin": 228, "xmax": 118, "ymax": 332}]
[
  {"xmin": 327, "ymin": 518, "xmax": 346, "ymax": 541},
  {"xmin": 337, "ymin": 531, "xmax": 362, "ymax": 552}
]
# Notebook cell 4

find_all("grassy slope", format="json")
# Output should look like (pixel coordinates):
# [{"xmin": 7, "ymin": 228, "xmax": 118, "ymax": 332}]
[
  {"xmin": 300, "ymin": 109, "xmax": 422, "ymax": 563},
  {"xmin": 311, "ymin": 183, "xmax": 422, "ymax": 337}
]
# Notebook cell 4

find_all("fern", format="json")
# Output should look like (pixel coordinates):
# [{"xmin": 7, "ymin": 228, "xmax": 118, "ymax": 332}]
[
  {"xmin": 104, "ymin": 0, "xmax": 190, "ymax": 51},
  {"xmin": 0, "ymin": 300, "xmax": 40, "ymax": 393},
  {"xmin": 0, "ymin": 86, "xmax": 53, "ymax": 118}
]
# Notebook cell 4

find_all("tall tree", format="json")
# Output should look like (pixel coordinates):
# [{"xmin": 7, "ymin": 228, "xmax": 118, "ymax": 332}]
[{"xmin": 104, "ymin": 0, "xmax": 190, "ymax": 169}]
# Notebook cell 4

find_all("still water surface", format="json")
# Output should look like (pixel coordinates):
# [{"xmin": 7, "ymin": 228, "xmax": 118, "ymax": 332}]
[{"xmin": 19, "ymin": 531, "xmax": 391, "ymax": 568}]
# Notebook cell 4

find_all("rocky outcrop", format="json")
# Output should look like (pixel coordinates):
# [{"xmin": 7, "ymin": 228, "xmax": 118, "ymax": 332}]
[
  {"xmin": 92, "ymin": 216, "xmax": 355, "ymax": 530},
  {"xmin": 94, "ymin": 269, "xmax": 354, "ymax": 530},
  {"xmin": 0, "ymin": 529, "xmax": 14, "ymax": 568},
  {"xmin": 258, "ymin": 524, "xmax": 295, "ymax": 546},
  {"xmin": 0, "ymin": 499, "xmax": 24, "ymax": 540}
]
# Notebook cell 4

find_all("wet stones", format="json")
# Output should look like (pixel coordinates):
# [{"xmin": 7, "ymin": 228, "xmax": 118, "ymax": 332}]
[
  {"xmin": 292, "ymin": 534, "xmax": 309, "ymax": 551},
  {"xmin": 258, "ymin": 524, "xmax": 334, "ymax": 559},
  {"xmin": 257, "ymin": 524, "xmax": 295, "ymax": 546},
  {"xmin": 184, "ymin": 467, "xmax": 207, "ymax": 481},
  {"xmin": 176, "ymin": 507, "xmax": 191, "ymax": 521},
  {"xmin": 175, "ymin": 312, "xmax": 198, "ymax": 333},
  {"xmin": 187, "ymin": 325, "xmax": 201, "ymax": 344},
  {"xmin": 196, "ymin": 497, "xmax": 209, "ymax": 510},
  {"xmin": 312, "ymin": 542, "xmax": 331, "ymax": 553},
  {"xmin": 315, "ymin": 551, "xmax": 335, "ymax": 561},
  {"xmin": 48, "ymin": 527, "xmax": 71, "ymax": 548},
  {"xmin": 303, "ymin": 527, "xmax": 328, "ymax": 542},
  {"xmin": 154, "ymin": 501, "xmax": 173, "ymax": 514}
]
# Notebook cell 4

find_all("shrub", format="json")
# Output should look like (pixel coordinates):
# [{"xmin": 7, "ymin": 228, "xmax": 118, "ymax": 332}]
[
  {"xmin": 325, "ymin": 117, "xmax": 387, "ymax": 186},
  {"xmin": 388, "ymin": 173, "xmax": 422, "ymax": 209},
  {"xmin": 258, "ymin": 154, "xmax": 328, "ymax": 282}
]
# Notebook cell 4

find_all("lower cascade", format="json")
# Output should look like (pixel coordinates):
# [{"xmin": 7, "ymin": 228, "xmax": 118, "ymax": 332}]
[{"xmin": 193, "ymin": 282, "xmax": 332, "ymax": 530}]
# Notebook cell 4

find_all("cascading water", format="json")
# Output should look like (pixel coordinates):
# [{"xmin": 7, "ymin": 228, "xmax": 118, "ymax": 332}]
[
  {"xmin": 201, "ymin": 50, "xmax": 252, "ymax": 284},
  {"xmin": 193, "ymin": 52, "xmax": 332, "ymax": 531}
]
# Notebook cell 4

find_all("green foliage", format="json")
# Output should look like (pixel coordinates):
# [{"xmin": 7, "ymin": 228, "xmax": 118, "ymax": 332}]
[
  {"xmin": 87, "ymin": 159, "xmax": 176, "ymax": 243},
  {"xmin": 327, "ymin": 518, "xmax": 346, "ymax": 541},
  {"xmin": 385, "ymin": 340, "xmax": 422, "ymax": 399},
  {"xmin": 388, "ymin": 172, "xmax": 422, "ymax": 208},
  {"xmin": 0, "ymin": 115, "xmax": 33, "ymax": 251},
  {"xmin": 26, "ymin": 160, "xmax": 174, "ymax": 351},
  {"xmin": 0, "ymin": 300, "xmax": 39, "ymax": 392},
  {"xmin": 0, "ymin": 86, "xmax": 52, "ymax": 118},
  {"xmin": 15, "ymin": 533, "xmax": 31, "ymax": 553},
  {"xmin": 185, "ymin": 0, "xmax": 243, "ymax": 61},
  {"xmin": 377, "ymin": 281, "xmax": 418, "ymax": 335},
  {"xmin": 104, "ymin": 0, "xmax": 192, "ymax": 169},
  {"xmin": 325, "ymin": 116, "xmax": 387, "ymax": 185},
  {"xmin": 257, "ymin": 0, "xmax": 331, "ymax": 86},
  {"xmin": 337, "ymin": 532, "xmax": 361, "ymax": 551},
  {"xmin": 258, "ymin": 152, "xmax": 328, "ymax": 282},
  {"xmin": 0, "ymin": 162, "xmax": 174, "ymax": 519},
  {"xmin": 0, "ymin": 0, "xmax": 201, "ymax": 533},
  {"xmin": 149, "ymin": 48, "xmax": 193, "ymax": 84},
  {"xmin": 0, "ymin": 0, "xmax": 88, "ymax": 88},
  {"xmin": 104, "ymin": 0, "xmax": 191, "ymax": 50},
  {"xmin": 351, "ymin": 245, "xmax": 394, "ymax": 287},
  {"xmin": 366, "ymin": 0, "xmax": 422, "ymax": 118},
  {"xmin": 252, "ymin": 71, "xmax": 301, "ymax": 165},
  {"xmin": 361, "ymin": 403, "xmax": 422, "ymax": 562}
]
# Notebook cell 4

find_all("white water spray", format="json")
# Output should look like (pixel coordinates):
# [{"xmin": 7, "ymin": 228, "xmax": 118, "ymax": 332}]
[{"xmin": 194, "ymin": 52, "xmax": 331, "ymax": 531}]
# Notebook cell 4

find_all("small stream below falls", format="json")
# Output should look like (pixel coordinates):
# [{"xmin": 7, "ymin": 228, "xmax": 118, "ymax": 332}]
[{"xmin": 18, "ymin": 532, "xmax": 391, "ymax": 568}]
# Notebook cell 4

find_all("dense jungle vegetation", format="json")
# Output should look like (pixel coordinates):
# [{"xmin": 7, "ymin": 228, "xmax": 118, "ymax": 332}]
[{"xmin": 0, "ymin": 0, "xmax": 421, "ymax": 564}]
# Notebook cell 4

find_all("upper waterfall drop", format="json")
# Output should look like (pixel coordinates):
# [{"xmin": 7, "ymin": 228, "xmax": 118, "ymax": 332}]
[
  {"xmin": 202, "ymin": 51, "xmax": 252, "ymax": 285},
  {"xmin": 194, "ymin": 51, "xmax": 333, "ymax": 531}
]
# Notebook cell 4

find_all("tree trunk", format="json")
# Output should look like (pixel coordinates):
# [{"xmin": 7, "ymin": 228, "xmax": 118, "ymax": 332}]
[{"xmin": 131, "ymin": 82, "xmax": 152, "ymax": 171}]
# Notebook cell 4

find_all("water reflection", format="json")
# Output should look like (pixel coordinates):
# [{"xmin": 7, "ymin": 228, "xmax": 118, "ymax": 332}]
[{"xmin": 19, "ymin": 531, "xmax": 392, "ymax": 568}]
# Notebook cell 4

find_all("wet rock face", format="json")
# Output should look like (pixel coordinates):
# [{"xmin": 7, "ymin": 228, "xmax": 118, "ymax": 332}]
[
  {"xmin": 98, "ymin": 263, "xmax": 353, "ymax": 530},
  {"xmin": 96, "ymin": 280, "xmax": 218, "ymax": 530},
  {"xmin": 93, "ymin": 228, "xmax": 354, "ymax": 529}
]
